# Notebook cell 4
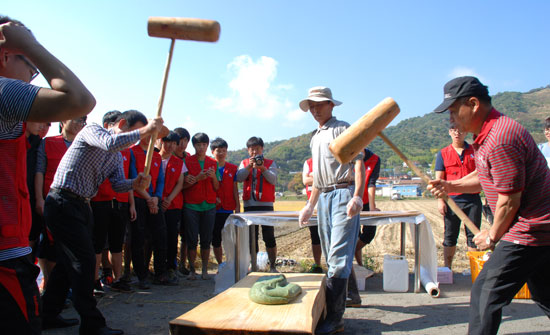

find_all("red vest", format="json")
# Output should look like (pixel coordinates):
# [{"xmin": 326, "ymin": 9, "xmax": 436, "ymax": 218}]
[
  {"xmin": 441, "ymin": 144, "xmax": 478, "ymax": 196},
  {"xmin": 362, "ymin": 153, "xmax": 380, "ymax": 203},
  {"xmin": 305, "ymin": 158, "xmax": 313, "ymax": 200},
  {"xmin": 43, "ymin": 135, "xmax": 68, "ymax": 197},
  {"xmin": 92, "ymin": 149, "xmax": 132, "ymax": 202},
  {"xmin": 131, "ymin": 144, "xmax": 162, "ymax": 199},
  {"xmin": 184, "ymin": 155, "xmax": 217, "ymax": 205},
  {"xmin": 216, "ymin": 162, "xmax": 238, "ymax": 211},
  {"xmin": 0, "ymin": 125, "xmax": 31, "ymax": 249},
  {"xmin": 162, "ymin": 155, "xmax": 184, "ymax": 210},
  {"xmin": 242, "ymin": 158, "xmax": 275, "ymax": 203}
]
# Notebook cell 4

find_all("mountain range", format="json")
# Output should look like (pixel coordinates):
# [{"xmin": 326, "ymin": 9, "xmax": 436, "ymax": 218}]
[{"xmin": 227, "ymin": 86, "xmax": 550, "ymax": 191}]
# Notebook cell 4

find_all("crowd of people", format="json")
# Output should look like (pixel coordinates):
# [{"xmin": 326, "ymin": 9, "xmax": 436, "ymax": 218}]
[{"xmin": 1, "ymin": 14, "xmax": 549, "ymax": 335}]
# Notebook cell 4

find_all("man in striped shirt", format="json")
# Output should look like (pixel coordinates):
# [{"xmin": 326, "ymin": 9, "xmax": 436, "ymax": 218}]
[
  {"xmin": 430, "ymin": 76, "xmax": 550, "ymax": 334},
  {"xmin": 0, "ymin": 17, "xmax": 95, "ymax": 334}
]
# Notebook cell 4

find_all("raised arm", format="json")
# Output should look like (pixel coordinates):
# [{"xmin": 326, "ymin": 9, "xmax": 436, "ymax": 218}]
[{"xmin": 0, "ymin": 22, "xmax": 95, "ymax": 122}]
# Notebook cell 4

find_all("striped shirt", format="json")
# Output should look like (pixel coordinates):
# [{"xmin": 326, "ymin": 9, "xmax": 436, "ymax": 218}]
[
  {"xmin": 0, "ymin": 77, "xmax": 40, "ymax": 139},
  {"xmin": 50, "ymin": 123, "xmax": 140, "ymax": 198},
  {"xmin": 0, "ymin": 77, "xmax": 40, "ymax": 261},
  {"xmin": 473, "ymin": 109, "xmax": 550, "ymax": 246}
]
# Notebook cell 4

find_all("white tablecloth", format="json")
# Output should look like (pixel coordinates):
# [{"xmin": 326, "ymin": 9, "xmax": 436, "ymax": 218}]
[{"xmin": 214, "ymin": 211, "xmax": 438, "ymax": 296}]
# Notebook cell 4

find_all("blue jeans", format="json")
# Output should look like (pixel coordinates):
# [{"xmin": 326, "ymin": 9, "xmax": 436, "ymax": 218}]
[{"xmin": 317, "ymin": 188, "xmax": 360, "ymax": 279}]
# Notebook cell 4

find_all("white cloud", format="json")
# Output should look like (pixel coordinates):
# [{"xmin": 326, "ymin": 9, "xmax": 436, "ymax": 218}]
[
  {"xmin": 211, "ymin": 55, "xmax": 295, "ymax": 120},
  {"xmin": 448, "ymin": 67, "xmax": 486, "ymax": 83},
  {"xmin": 285, "ymin": 108, "xmax": 307, "ymax": 122}
]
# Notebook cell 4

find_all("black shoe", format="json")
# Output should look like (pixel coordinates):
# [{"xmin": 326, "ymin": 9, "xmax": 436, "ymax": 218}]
[
  {"xmin": 79, "ymin": 326, "xmax": 124, "ymax": 335},
  {"xmin": 137, "ymin": 279, "xmax": 150, "ymax": 290},
  {"xmin": 93, "ymin": 280, "xmax": 105, "ymax": 297},
  {"xmin": 42, "ymin": 315, "xmax": 79, "ymax": 330},
  {"xmin": 111, "ymin": 280, "xmax": 133, "ymax": 293}
]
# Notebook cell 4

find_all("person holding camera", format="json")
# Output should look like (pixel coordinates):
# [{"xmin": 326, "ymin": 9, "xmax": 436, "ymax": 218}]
[{"xmin": 236, "ymin": 137, "xmax": 279, "ymax": 272}]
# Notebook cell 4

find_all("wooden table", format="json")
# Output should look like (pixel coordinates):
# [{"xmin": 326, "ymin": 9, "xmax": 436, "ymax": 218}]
[{"xmin": 170, "ymin": 272, "xmax": 326, "ymax": 335}]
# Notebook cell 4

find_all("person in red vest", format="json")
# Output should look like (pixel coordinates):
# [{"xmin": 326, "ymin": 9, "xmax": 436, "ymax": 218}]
[
  {"xmin": 34, "ymin": 116, "xmax": 86, "ymax": 290},
  {"xmin": 173, "ymin": 127, "xmax": 192, "ymax": 275},
  {"xmin": 236, "ymin": 136, "xmax": 279, "ymax": 272},
  {"xmin": 0, "ymin": 16, "xmax": 95, "ymax": 334},
  {"xmin": 159, "ymin": 131, "xmax": 186, "ymax": 283},
  {"xmin": 302, "ymin": 157, "xmax": 323, "ymax": 273},
  {"xmin": 128, "ymin": 113, "xmax": 173, "ymax": 287},
  {"xmin": 354, "ymin": 148, "xmax": 381, "ymax": 266},
  {"xmin": 26, "ymin": 121, "xmax": 48, "ymax": 259},
  {"xmin": 434, "ymin": 126, "xmax": 481, "ymax": 269},
  {"xmin": 183, "ymin": 132, "xmax": 219, "ymax": 280},
  {"xmin": 347, "ymin": 147, "xmax": 381, "ymax": 308},
  {"xmin": 210, "ymin": 137, "xmax": 240, "ymax": 266},
  {"xmin": 90, "ymin": 111, "xmax": 134, "ymax": 295}
]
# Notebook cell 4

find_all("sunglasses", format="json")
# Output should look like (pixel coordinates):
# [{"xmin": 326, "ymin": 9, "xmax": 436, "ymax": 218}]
[{"xmin": 17, "ymin": 55, "xmax": 39, "ymax": 81}]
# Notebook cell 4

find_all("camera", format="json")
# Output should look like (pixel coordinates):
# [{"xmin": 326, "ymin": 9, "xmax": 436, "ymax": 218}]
[{"xmin": 253, "ymin": 154, "xmax": 264, "ymax": 166}]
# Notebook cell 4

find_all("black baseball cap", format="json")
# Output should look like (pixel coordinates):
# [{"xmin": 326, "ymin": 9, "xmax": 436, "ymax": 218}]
[{"xmin": 434, "ymin": 76, "xmax": 489, "ymax": 113}]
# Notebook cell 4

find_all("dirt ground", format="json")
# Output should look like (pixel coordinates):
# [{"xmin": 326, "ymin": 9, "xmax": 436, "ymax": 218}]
[
  {"xmin": 273, "ymin": 198, "xmax": 492, "ymax": 273},
  {"xmin": 43, "ymin": 199, "xmax": 549, "ymax": 335}
]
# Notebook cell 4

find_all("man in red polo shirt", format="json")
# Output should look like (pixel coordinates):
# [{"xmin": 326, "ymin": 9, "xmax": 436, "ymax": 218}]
[{"xmin": 430, "ymin": 76, "xmax": 550, "ymax": 334}]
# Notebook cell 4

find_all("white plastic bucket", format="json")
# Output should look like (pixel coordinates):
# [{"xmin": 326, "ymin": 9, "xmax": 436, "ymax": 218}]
[{"xmin": 383, "ymin": 255, "xmax": 409, "ymax": 292}]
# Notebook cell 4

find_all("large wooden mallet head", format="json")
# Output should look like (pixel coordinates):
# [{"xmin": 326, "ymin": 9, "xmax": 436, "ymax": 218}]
[
  {"xmin": 329, "ymin": 97, "xmax": 400, "ymax": 164},
  {"xmin": 147, "ymin": 17, "xmax": 220, "ymax": 42}
]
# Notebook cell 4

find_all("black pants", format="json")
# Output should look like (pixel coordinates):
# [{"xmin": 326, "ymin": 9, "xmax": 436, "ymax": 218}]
[
  {"xmin": 444, "ymin": 198, "xmax": 482, "ymax": 248},
  {"xmin": 358, "ymin": 203, "xmax": 377, "ymax": 244},
  {"xmin": 244, "ymin": 206, "xmax": 276, "ymax": 250},
  {"xmin": 133, "ymin": 197, "xmax": 167, "ymax": 279},
  {"xmin": 91, "ymin": 200, "xmax": 128, "ymax": 254},
  {"xmin": 0, "ymin": 255, "xmax": 41, "ymax": 335},
  {"xmin": 42, "ymin": 191, "xmax": 106, "ymax": 330},
  {"xmin": 469, "ymin": 241, "xmax": 550, "ymax": 334},
  {"xmin": 212, "ymin": 212, "xmax": 232, "ymax": 248},
  {"xmin": 164, "ymin": 209, "xmax": 181, "ymax": 270}
]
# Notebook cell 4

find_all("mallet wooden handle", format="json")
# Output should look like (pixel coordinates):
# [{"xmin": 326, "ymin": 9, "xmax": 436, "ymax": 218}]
[
  {"xmin": 378, "ymin": 132, "xmax": 480, "ymax": 235},
  {"xmin": 144, "ymin": 39, "xmax": 175, "ymax": 176}
]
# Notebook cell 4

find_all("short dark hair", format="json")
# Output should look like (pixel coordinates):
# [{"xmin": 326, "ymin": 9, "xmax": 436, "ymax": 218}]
[
  {"xmin": 102, "ymin": 110, "xmax": 121, "ymax": 125},
  {"xmin": 191, "ymin": 132, "xmax": 209, "ymax": 146},
  {"xmin": 210, "ymin": 137, "xmax": 228, "ymax": 151},
  {"xmin": 119, "ymin": 110, "xmax": 147, "ymax": 128},
  {"xmin": 0, "ymin": 16, "xmax": 23, "ymax": 25},
  {"xmin": 545, "ymin": 117, "xmax": 550, "ymax": 129},
  {"xmin": 162, "ymin": 131, "xmax": 180, "ymax": 143},
  {"xmin": 174, "ymin": 127, "xmax": 190, "ymax": 141},
  {"xmin": 246, "ymin": 136, "xmax": 264, "ymax": 148}
]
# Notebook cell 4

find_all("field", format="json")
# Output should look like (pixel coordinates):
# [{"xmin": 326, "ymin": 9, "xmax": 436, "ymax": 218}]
[{"xmin": 269, "ymin": 198, "xmax": 491, "ymax": 273}]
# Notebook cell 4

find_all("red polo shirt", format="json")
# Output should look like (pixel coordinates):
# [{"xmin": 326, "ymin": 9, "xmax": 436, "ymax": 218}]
[{"xmin": 473, "ymin": 108, "xmax": 550, "ymax": 246}]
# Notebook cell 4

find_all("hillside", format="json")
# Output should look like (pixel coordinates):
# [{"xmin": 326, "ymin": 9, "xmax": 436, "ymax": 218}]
[{"xmin": 227, "ymin": 86, "xmax": 550, "ymax": 192}]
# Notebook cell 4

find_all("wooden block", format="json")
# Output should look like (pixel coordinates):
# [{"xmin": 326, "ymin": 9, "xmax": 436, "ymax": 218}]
[{"xmin": 170, "ymin": 272, "xmax": 326, "ymax": 335}]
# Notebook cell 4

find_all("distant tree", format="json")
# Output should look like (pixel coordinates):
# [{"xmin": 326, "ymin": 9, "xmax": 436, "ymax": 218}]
[{"xmin": 287, "ymin": 173, "xmax": 304, "ymax": 194}]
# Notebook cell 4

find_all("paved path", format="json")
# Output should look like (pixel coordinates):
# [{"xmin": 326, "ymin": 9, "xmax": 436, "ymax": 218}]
[{"xmin": 44, "ymin": 272, "xmax": 549, "ymax": 335}]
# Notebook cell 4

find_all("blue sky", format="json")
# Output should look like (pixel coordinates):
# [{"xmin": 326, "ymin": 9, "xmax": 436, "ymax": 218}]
[{"xmin": 4, "ymin": 1, "xmax": 550, "ymax": 151}]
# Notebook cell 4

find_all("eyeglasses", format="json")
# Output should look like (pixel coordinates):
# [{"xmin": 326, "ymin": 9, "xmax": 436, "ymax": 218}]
[{"xmin": 16, "ymin": 55, "xmax": 39, "ymax": 81}]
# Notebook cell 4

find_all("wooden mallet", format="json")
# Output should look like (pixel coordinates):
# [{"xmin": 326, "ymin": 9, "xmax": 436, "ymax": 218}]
[
  {"xmin": 143, "ymin": 17, "xmax": 221, "ymax": 176},
  {"xmin": 328, "ymin": 97, "xmax": 480, "ymax": 235}
]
